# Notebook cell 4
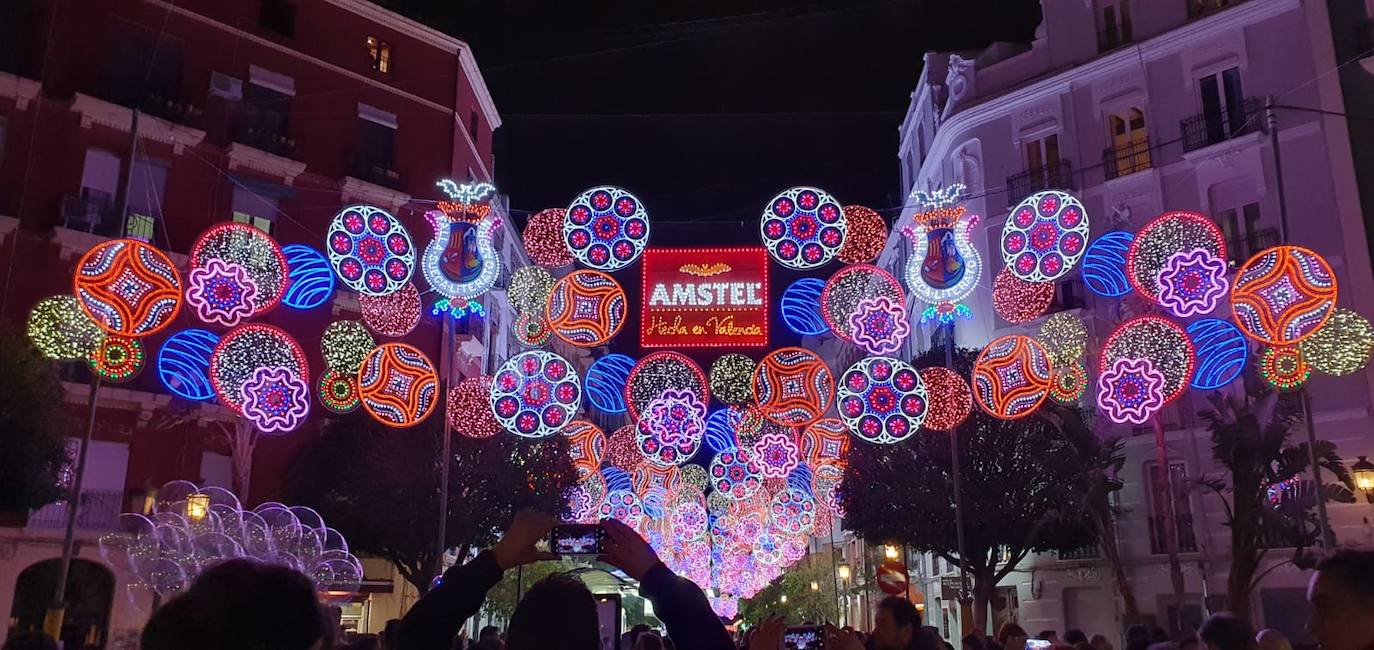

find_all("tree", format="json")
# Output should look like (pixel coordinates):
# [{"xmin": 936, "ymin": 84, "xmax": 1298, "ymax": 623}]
[
  {"xmin": 1197, "ymin": 384, "xmax": 1355, "ymax": 621},
  {"xmin": 841, "ymin": 347, "xmax": 1104, "ymax": 632},
  {"xmin": 0, "ymin": 325, "xmax": 75, "ymax": 516},
  {"xmin": 286, "ymin": 413, "xmax": 577, "ymax": 594},
  {"xmin": 1076, "ymin": 434, "xmax": 1143, "ymax": 622},
  {"xmin": 738, "ymin": 560, "xmax": 841, "ymax": 626}
]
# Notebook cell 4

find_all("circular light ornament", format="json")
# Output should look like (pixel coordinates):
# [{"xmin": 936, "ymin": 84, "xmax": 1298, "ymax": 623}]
[
  {"xmin": 1261, "ymin": 346, "xmax": 1310, "ymax": 391},
  {"xmin": 780, "ymin": 278, "xmax": 830, "ymax": 336},
  {"xmin": 972, "ymin": 334, "xmax": 1052, "ymax": 420},
  {"xmin": 1081, "ymin": 231, "xmax": 1136, "ymax": 298},
  {"xmin": 73, "ymin": 239, "xmax": 182, "ymax": 337},
  {"xmin": 1049, "ymin": 362, "xmax": 1087, "ymax": 405},
  {"xmin": 992, "ymin": 268, "xmax": 1055, "ymax": 324},
  {"xmin": 836, "ymin": 356, "xmax": 927, "ymax": 444},
  {"xmin": 157, "ymin": 329, "xmax": 219, "ymax": 401},
  {"xmin": 186, "ymin": 259, "xmax": 258, "ymax": 327},
  {"xmin": 240, "ymin": 366, "xmax": 310, "ymax": 433},
  {"xmin": 1231, "ymin": 246, "xmax": 1338, "ymax": 346},
  {"xmin": 709, "ymin": 354, "xmax": 756, "ymax": 405},
  {"xmin": 838, "ymin": 205, "xmax": 888, "ymax": 264},
  {"xmin": 508, "ymin": 267, "xmax": 556, "ymax": 314},
  {"xmin": 585, "ymin": 353, "xmax": 634, "ymax": 415},
  {"xmin": 760, "ymin": 186, "xmax": 847, "ymax": 270},
  {"xmin": 317, "ymin": 369, "xmax": 360, "ymax": 413},
  {"xmin": 1096, "ymin": 357, "xmax": 1167, "ymax": 424},
  {"xmin": 210, "ymin": 324, "xmax": 308, "ymax": 413},
  {"xmin": 800, "ymin": 418, "xmax": 850, "ymax": 467},
  {"xmin": 446, "ymin": 376, "xmax": 500, "ymax": 439},
  {"xmin": 636, "ymin": 389, "xmax": 706, "ymax": 467},
  {"xmin": 918, "ymin": 366, "xmax": 972, "ymax": 432},
  {"xmin": 768, "ymin": 488, "xmax": 816, "ymax": 536},
  {"xmin": 604, "ymin": 425, "xmax": 644, "ymax": 471},
  {"xmin": 849, "ymin": 296, "xmax": 910, "ymax": 355},
  {"xmin": 28, "ymin": 295, "xmax": 104, "ymax": 361},
  {"xmin": 624, "ymin": 351, "xmax": 709, "ymax": 420},
  {"xmin": 1156, "ymin": 247, "xmax": 1229, "ymax": 318},
  {"xmin": 190, "ymin": 223, "xmax": 288, "ymax": 316},
  {"xmin": 545, "ymin": 270, "xmax": 626, "ymax": 346},
  {"xmin": 1300, "ymin": 309, "xmax": 1374, "ymax": 376},
  {"xmin": 821, "ymin": 265, "xmax": 904, "ymax": 342},
  {"xmin": 564, "ymin": 186, "xmax": 650, "ymax": 271},
  {"xmin": 326, "ymin": 205, "xmax": 415, "ymax": 295},
  {"xmin": 752, "ymin": 347, "xmax": 834, "ymax": 427},
  {"xmin": 281, "ymin": 244, "xmax": 336, "ymax": 310},
  {"xmin": 1127, "ymin": 211, "xmax": 1227, "ymax": 304},
  {"xmin": 359, "ymin": 283, "xmax": 422, "ymax": 338},
  {"xmin": 523, "ymin": 208, "xmax": 575, "ymax": 268},
  {"xmin": 1101, "ymin": 316, "xmax": 1195, "ymax": 404},
  {"xmin": 320, "ymin": 321, "xmax": 375, "ymax": 373},
  {"xmin": 704, "ymin": 408, "xmax": 741, "ymax": 453},
  {"xmin": 709, "ymin": 448, "xmax": 763, "ymax": 501},
  {"xmin": 1039, "ymin": 312, "xmax": 1088, "ymax": 367},
  {"xmin": 598, "ymin": 489, "xmax": 644, "ymax": 527},
  {"xmin": 562, "ymin": 420, "xmax": 607, "ymax": 478},
  {"xmin": 1187, "ymin": 318, "xmax": 1248, "ymax": 390},
  {"xmin": 357, "ymin": 342, "xmax": 439, "ymax": 428},
  {"xmin": 88, "ymin": 335, "xmax": 144, "ymax": 383},
  {"xmin": 490, "ymin": 350, "xmax": 582, "ymax": 438},
  {"xmin": 750, "ymin": 430, "xmax": 801, "ymax": 478},
  {"xmin": 513, "ymin": 312, "xmax": 551, "ymax": 348},
  {"xmin": 1000, "ymin": 190, "xmax": 1090, "ymax": 282}
]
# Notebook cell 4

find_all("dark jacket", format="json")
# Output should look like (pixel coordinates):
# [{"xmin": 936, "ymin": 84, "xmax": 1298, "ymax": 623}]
[{"xmin": 397, "ymin": 551, "xmax": 733, "ymax": 650}]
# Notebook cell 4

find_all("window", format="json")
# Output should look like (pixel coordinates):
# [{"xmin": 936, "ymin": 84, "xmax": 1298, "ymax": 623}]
[
  {"xmin": 366, "ymin": 37, "xmax": 392, "ymax": 74},
  {"xmin": 1216, "ymin": 202, "xmax": 1269, "ymax": 262},
  {"xmin": 1105, "ymin": 107, "xmax": 1150, "ymax": 178},
  {"xmin": 126, "ymin": 157, "xmax": 168, "ymax": 242},
  {"xmin": 231, "ymin": 186, "xmax": 278, "ymax": 234},
  {"xmin": 238, "ymin": 68, "xmax": 295, "ymax": 155},
  {"xmin": 355, "ymin": 104, "xmax": 398, "ymax": 186},
  {"xmin": 1098, "ymin": 0, "xmax": 1133, "ymax": 51},
  {"xmin": 468, "ymin": 109, "xmax": 480, "ymax": 148},
  {"xmin": 1198, "ymin": 67, "xmax": 1245, "ymax": 144},
  {"xmin": 260, "ymin": 0, "xmax": 295, "ymax": 37},
  {"xmin": 1023, "ymin": 133, "xmax": 1060, "ymax": 176}
]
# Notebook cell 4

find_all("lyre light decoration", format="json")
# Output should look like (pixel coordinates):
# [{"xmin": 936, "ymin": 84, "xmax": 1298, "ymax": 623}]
[
  {"xmin": 624, "ymin": 351, "xmax": 709, "ymax": 419},
  {"xmin": 1300, "ymin": 309, "xmax": 1374, "ymax": 376},
  {"xmin": 750, "ymin": 430, "xmax": 800, "ymax": 478},
  {"xmin": 562, "ymin": 420, "xmax": 607, "ymax": 478},
  {"xmin": 1049, "ymin": 362, "xmax": 1087, "ymax": 405},
  {"xmin": 972, "ymin": 334, "xmax": 1052, "ymax": 420},
  {"xmin": 1230, "ymin": 245, "xmax": 1338, "ymax": 346},
  {"xmin": 1039, "ymin": 311, "xmax": 1088, "ymax": 367},
  {"xmin": 821, "ymin": 264, "xmax": 905, "ymax": 342},
  {"xmin": 800, "ymin": 418, "xmax": 850, "ymax": 467},
  {"xmin": 1156, "ymin": 248, "xmax": 1229, "ymax": 317},
  {"xmin": 780, "ymin": 277, "xmax": 829, "ymax": 336},
  {"xmin": 1261, "ymin": 346, "xmax": 1310, "ymax": 391},
  {"xmin": 636, "ymin": 389, "xmax": 707, "ymax": 467},
  {"xmin": 157, "ymin": 329, "xmax": 220, "ymax": 401},
  {"xmin": 585, "ymin": 353, "xmax": 635, "ymax": 414},
  {"xmin": 190, "ymin": 223, "xmax": 289, "ymax": 317},
  {"xmin": 760, "ymin": 186, "xmax": 847, "ymax": 270},
  {"xmin": 320, "ymin": 321, "xmax": 374, "ymax": 373},
  {"xmin": 709, "ymin": 354, "xmax": 756, "ymax": 405},
  {"xmin": 186, "ymin": 259, "xmax": 259, "ymax": 327},
  {"xmin": 564, "ymin": 186, "xmax": 651, "ymax": 271},
  {"xmin": 326, "ymin": 205, "xmax": 415, "ymax": 296},
  {"xmin": 709, "ymin": 447, "xmax": 763, "ymax": 500},
  {"xmin": 992, "ymin": 268, "xmax": 1055, "ymax": 324},
  {"xmin": 358, "ymin": 342, "xmax": 438, "ymax": 428},
  {"xmin": 490, "ymin": 350, "xmax": 582, "ymax": 438},
  {"xmin": 446, "ymin": 376, "xmax": 500, "ymax": 439},
  {"xmin": 88, "ymin": 335, "xmax": 145, "ymax": 383},
  {"xmin": 280, "ymin": 244, "xmax": 336, "ymax": 310},
  {"xmin": 752, "ymin": 347, "xmax": 834, "ymax": 427},
  {"xmin": 545, "ymin": 270, "xmax": 627, "ymax": 347},
  {"xmin": 768, "ymin": 488, "xmax": 816, "ymax": 536},
  {"xmin": 1186, "ymin": 319, "xmax": 1248, "ymax": 390},
  {"xmin": 1096, "ymin": 357, "xmax": 1166, "ymax": 425},
  {"xmin": 423, "ymin": 180, "xmax": 501, "ymax": 319},
  {"xmin": 317, "ymin": 369, "xmax": 360, "ymax": 414},
  {"xmin": 508, "ymin": 266, "xmax": 556, "ymax": 314},
  {"xmin": 1100, "ymin": 316, "xmax": 1195, "ymax": 405},
  {"xmin": 1000, "ymin": 190, "xmax": 1090, "ymax": 283},
  {"xmin": 1126, "ymin": 211, "xmax": 1227, "ymax": 305},
  {"xmin": 836, "ymin": 356, "xmax": 928, "ymax": 444},
  {"xmin": 74, "ymin": 239, "xmax": 182, "ymax": 338},
  {"xmin": 359, "ymin": 282, "xmax": 421, "ymax": 338},
  {"xmin": 917, "ymin": 366, "xmax": 972, "ymax": 431},
  {"xmin": 28, "ymin": 295, "xmax": 104, "ymax": 361},
  {"xmin": 240, "ymin": 366, "xmax": 310, "ymax": 434},
  {"xmin": 838, "ymin": 205, "xmax": 888, "ymax": 264},
  {"xmin": 1081, "ymin": 231, "xmax": 1135, "ymax": 298},
  {"xmin": 599, "ymin": 489, "xmax": 645, "ymax": 527},
  {"xmin": 903, "ymin": 183, "xmax": 982, "ymax": 323},
  {"xmin": 523, "ymin": 208, "xmax": 574, "ymax": 268},
  {"xmin": 848, "ymin": 296, "xmax": 911, "ymax": 355},
  {"xmin": 209, "ymin": 324, "xmax": 309, "ymax": 414},
  {"xmin": 640, "ymin": 248, "xmax": 769, "ymax": 348}
]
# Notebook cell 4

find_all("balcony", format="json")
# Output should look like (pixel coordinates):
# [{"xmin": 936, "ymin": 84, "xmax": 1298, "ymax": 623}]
[
  {"xmin": 1149, "ymin": 513, "xmax": 1199, "ymax": 554},
  {"xmin": 1097, "ymin": 27, "xmax": 1132, "ymax": 54},
  {"xmin": 1056, "ymin": 545, "xmax": 1101, "ymax": 561},
  {"xmin": 1226, "ymin": 227, "xmax": 1280, "ymax": 264},
  {"xmin": 1180, "ymin": 97, "xmax": 1262, "ymax": 153},
  {"xmin": 1006, "ymin": 160, "xmax": 1075, "ymax": 206},
  {"xmin": 28, "ymin": 489, "xmax": 123, "ymax": 531},
  {"xmin": 1103, "ymin": 139, "xmax": 1152, "ymax": 181},
  {"xmin": 349, "ymin": 154, "xmax": 402, "ymax": 191},
  {"xmin": 61, "ymin": 191, "xmax": 120, "ymax": 237},
  {"xmin": 140, "ymin": 91, "xmax": 204, "ymax": 128},
  {"xmin": 232, "ymin": 120, "xmax": 296, "ymax": 158},
  {"xmin": 1258, "ymin": 524, "xmax": 1308, "ymax": 549}
]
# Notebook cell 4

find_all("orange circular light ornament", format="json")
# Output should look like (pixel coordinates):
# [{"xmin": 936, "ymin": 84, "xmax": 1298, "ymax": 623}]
[
  {"xmin": 752, "ymin": 347, "xmax": 835, "ymax": 427},
  {"xmin": 1231, "ymin": 246, "xmax": 1338, "ymax": 346},
  {"xmin": 837, "ymin": 205, "xmax": 888, "ymax": 264},
  {"xmin": 545, "ymin": 270, "xmax": 626, "ymax": 347},
  {"xmin": 357, "ymin": 342, "xmax": 439, "ymax": 428},
  {"xmin": 1260, "ymin": 346, "xmax": 1310, "ymax": 391},
  {"xmin": 73, "ymin": 239, "xmax": 182, "ymax": 337},
  {"xmin": 1100, "ymin": 316, "xmax": 1195, "ymax": 405},
  {"xmin": 972, "ymin": 334, "xmax": 1052, "ymax": 420},
  {"xmin": 562, "ymin": 420, "xmax": 607, "ymax": 478},
  {"xmin": 801, "ymin": 418, "xmax": 850, "ymax": 468},
  {"xmin": 1125, "ymin": 211, "xmax": 1227, "ymax": 305},
  {"xmin": 918, "ymin": 366, "xmax": 972, "ymax": 431}
]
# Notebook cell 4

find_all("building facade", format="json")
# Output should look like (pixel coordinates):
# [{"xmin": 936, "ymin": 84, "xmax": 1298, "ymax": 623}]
[
  {"xmin": 881, "ymin": 0, "xmax": 1374, "ymax": 641},
  {"xmin": 0, "ymin": 0, "xmax": 520, "ymax": 646}
]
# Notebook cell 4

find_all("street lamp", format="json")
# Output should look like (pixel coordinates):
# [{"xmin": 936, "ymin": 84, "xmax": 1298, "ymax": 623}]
[
  {"xmin": 883, "ymin": 545, "xmax": 900, "ymax": 560},
  {"xmin": 811, "ymin": 580, "xmax": 820, "ymax": 592},
  {"xmin": 1353, "ymin": 456, "xmax": 1374, "ymax": 503},
  {"xmin": 185, "ymin": 492, "xmax": 210, "ymax": 522},
  {"xmin": 780, "ymin": 594, "xmax": 788, "ymax": 604},
  {"xmin": 838, "ymin": 563, "xmax": 851, "ymax": 581}
]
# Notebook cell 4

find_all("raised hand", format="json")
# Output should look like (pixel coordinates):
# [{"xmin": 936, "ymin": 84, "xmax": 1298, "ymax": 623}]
[{"xmin": 491, "ymin": 509, "xmax": 558, "ymax": 570}]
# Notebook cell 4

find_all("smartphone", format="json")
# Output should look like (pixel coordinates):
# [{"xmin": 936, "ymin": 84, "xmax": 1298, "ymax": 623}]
[
  {"xmin": 784, "ymin": 626, "xmax": 825, "ymax": 650},
  {"xmin": 1026, "ymin": 640, "xmax": 1053, "ymax": 650},
  {"xmin": 549, "ymin": 524, "xmax": 604, "ymax": 555}
]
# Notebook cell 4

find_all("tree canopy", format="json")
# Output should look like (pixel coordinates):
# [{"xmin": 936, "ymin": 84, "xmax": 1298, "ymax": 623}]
[
  {"xmin": 738, "ymin": 559, "xmax": 841, "ymax": 626},
  {"xmin": 0, "ymin": 324, "xmax": 75, "ymax": 515}
]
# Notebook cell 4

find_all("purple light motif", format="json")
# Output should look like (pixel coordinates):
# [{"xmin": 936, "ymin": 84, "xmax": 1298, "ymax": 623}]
[
  {"xmin": 635, "ymin": 388, "xmax": 706, "ymax": 466},
  {"xmin": 848, "ymin": 295, "xmax": 911, "ymax": 355},
  {"xmin": 239, "ymin": 366, "xmax": 309, "ymax": 433},
  {"xmin": 187, "ymin": 259, "xmax": 259, "ymax": 327},
  {"xmin": 749, "ymin": 431, "xmax": 800, "ymax": 478},
  {"xmin": 1096, "ymin": 357, "xmax": 1166, "ymax": 425},
  {"xmin": 1156, "ymin": 247, "xmax": 1229, "ymax": 317}
]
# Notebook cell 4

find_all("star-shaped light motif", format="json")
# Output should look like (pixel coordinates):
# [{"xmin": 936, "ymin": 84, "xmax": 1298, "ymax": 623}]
[
  {"xmin": 749, "ymin": 431, "xmax": 799, "ymax": 478},
  {"xmin": 187, "ymin": 259, "xmax": 259, "ymax": 327},
  {"xmin": 240, "ymin": 366, "xmax": 309, "ymax": 433},
  {"xmin": 1096, "ymin": 356, "xmax": 1166, "ymax": 425},
  {"xmin": 1156, "ymin": 247, "xmax": 1229, "ymax": 317},
  {"xmin": 848, "ymin": 296, "xmax": 911, "ymax": 355}
]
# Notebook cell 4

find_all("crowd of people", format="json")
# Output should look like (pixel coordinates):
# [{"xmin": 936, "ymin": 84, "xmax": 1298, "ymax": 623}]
[{"xmin": 2, "ymin": 513, "xmax": 1371, "ymax": 650}]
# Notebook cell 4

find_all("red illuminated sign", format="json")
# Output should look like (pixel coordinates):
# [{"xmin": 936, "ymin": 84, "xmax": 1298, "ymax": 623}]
[{"xmin": 640, "ymin": 247, "xmax": 770, "ymax": 348}]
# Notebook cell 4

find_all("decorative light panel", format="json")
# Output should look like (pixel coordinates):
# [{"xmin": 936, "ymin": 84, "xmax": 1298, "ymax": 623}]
[
  {"xmin": 800, "ymin": 418, "xmax": 850, "ymax": 467},
  {"xmin": 74, "ymin": 239, "xmax": 182, "ymax": 337},
  {"xmin": 838, "ymin": 205, "xmax": 888, "ymax": 264},
  {"xmin": 562, "ymin": 420, "xmax": 607, "ymax": 478},
  {"xmin": 1156, "ymin": 248, "xmax": 1229, "ymax": 317},
  {"xmin": 1260, "ymin": 346, "xmax": 1310, "ymax": 391},
  {"xmin": 280, "ymin": 244, "xmax": 336, "ymax": 310},
  {"xmin": 88, "ymin": 335, "xmax": 144, "ymax": 383},
  {"xmin": 836, "ymin": 356, "xmax": 927, "ymax": 444},
  {"xmin": 209, "ymin": 324, "xmax": 308, "ymax": 414},
  {"xmin": 903, "ymin": 184, "xmax": 982, "ymax": 323},
  {"xmin": 1230, "ymin": 245, "xmax": 1338, "ymax": 346},
  {"xmin": 187, "ymin": 259, "xmax": 259, "ymax": 327},
  {"xmin": 585, "ymin": 353, "xmax": 635, "ymax": 414},
  {"xmin": 157, "ymin": 329, "xmax": 220, "ymax": 401},
  {"xmin": 1186, "ymin": 318, "xmax": 1248, "ymax": 390},
  {"xmin": 972, "ymin": 334, "xmax": 1052, "ymax": 420},
  {"xmin": 317, "ymin": 369, "xmax": 360, "ymax": 414},
  {"xmin": 821, "ymin": 264, "xmax": 904, "ymax": 342},
  {"xmin": 320, "ymin": 321, "xmax": 375, "ymax": 373},
  {"xmin": 490, "ymin": 350, "xmax": 582, "ymax": 438},
  {"xmin": 1126, "ymin": 211, "xmax": 1226, "ymax": 304},
  {"xmin": 780, "ymin": 277, "xmax": 830, "ymax": 336},
  {"xmin": 1038, "ymin": 311, "xmax": 1088, "ymax": 367},
  {"xmin": 1100, "ymin": 316, "xmax": 1195, "ymax": 404},
  {"xmin": 709, "ymin": 354, "xmax": 757, "ymax": 405},
  {"xmin": 752, "ymin": 347, "xmax": 834, "ymax": 427},
  {"xmin": 190, "ymin": 223, "xmax": 288, "ymax": 315},
  {"xmin": 523, "ymin": 208, "xmax": 575, "ymax": 268},
  {"xmin": 992, "ymin": 268, "xmax": 1055, "ymax": 324},
  {"xmin": 359, "ymin": 283, "xmax": 422, "ymax": 338},
  {"xmin": 240, "ymin": 366, "xmax": 310, "ymax": 434},
  {"xmin": 545, "ymin": 270, "xmax": 626, "ymax": 347},
  {"xmin": 357, "ymin": 342, "xmax": 439, "ymax": 428},
  {"xmin": 709, "ymin": 448, "xmax": 763, "ymax": 500},
  {"xmin": 759, "ymin": 186, "xmax": 847, "ymax": 270}
]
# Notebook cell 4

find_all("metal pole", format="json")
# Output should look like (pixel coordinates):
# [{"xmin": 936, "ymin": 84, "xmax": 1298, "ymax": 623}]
[
  {"xmin": 1151, "ymin": 417, "xmax": 1187, "ymax": 617},
  {"xmin": 45, "ymin": 375, "xmax": 102, "ymax": 638},
  {"xmin": 829, "ymin": 525, "xmax": 841, "ymax": 627},
  {"xmin": 435, "ymin": 318, "xmax": 453, "ymax": 580},
  {"xmin": 1265, "ymin": 97, "xmax": 1290, "ymax": 244},
  {"xmin": 944, "ymin": 323, "xmax": 972, "ymax": 622},
  {"xmin": 112, "ymin": 109, "xmax": 140, "ymax": 233}
]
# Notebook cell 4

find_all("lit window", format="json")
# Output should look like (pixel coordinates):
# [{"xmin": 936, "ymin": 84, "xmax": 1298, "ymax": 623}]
[
  {"xmin": 126, "ymin": 213, "xmax": 155, "ymax": 242},
  {"xmin": 233, "ymin": 211, "xmax": 274, "ymax": 234},
  {"xmin": 367, "ymin": 36, "xmax": 391, "ymax": 74}
]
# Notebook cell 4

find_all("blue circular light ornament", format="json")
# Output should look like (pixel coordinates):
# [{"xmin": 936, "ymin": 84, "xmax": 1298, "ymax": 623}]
[
  {"xmin": 760, "ymin": 187, "xmax": 847, "ymax": 270},
  {"xmin": 564, "ymin": 186, "xmax": 650, "ymax": 271},
  {"xmin": 601, "ymin": 467, "xmax": 633, "ymax": 492},
  {"xmin": 157, "ymin": 328, "xmax": 221, "ymax": 401},
  {"xmin": 585, "ymin": 353, "xmax": 635, "ymax": 414},
  {"xmin": 704, "ymin": 408, "xmax": 741, "ymax": 453},
  {"xmin": 787, "ymin": 463, "xmax": 814, "ymax": 496},
  {"xmin": 1187, "ymin": 318, "xmax": 1248, "ymax": 390},
  {"xmin": 1081, "ymin": 231, "xmax": 1135, "ymax": 298},
  {"xmin": 325, "ymin": 205, "xmax": 415, "ymax": 296},
  {"xmin": 281, "ymin": 244, "xmax": 335, "ymax": 310},
  {"xmin": 780, "ymin": 278, "xmax": 830, "ymax": 336}
]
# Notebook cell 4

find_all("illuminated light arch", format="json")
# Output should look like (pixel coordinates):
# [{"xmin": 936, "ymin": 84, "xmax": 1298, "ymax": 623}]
[
  {"xmin": 624, "ymin": 351, "xmax": 709, "ymax": 420},
  {"xmin": 209, "ymin": 324, "xmax": 309, "ymax": 414},
  {"xmin": 1100, "ymin": 316, "xmax": 1195, "ymax": 404},
  {"xmin": 1081, "ymin": 231, "xmax": 1135, "ymax": 298},
  {"xmin": 760, "ymin": 186, "xmax": 847, "ymax": 270},
  {"xmin": 317, "ymin": 369, "xmax": 361, "ymax": 414},
  {"xmin": 837, "ymin": 205, "xmax": 888, "ymax": 264},
  {"xmin": 157, "ymin": 329, "xmax": 220, "ymax": 401},
  {"xmin": 1260, "ymin": 346, "xmax": 1311, "ymax": 391},
  {"xmin": 562, "ymin": 420, "xmax": 607, "ymax": 478},
  {"xmin": 635, "ymin": 389, "xmax": 706, "ymax": 467},
  {"xmin": 88, "ymin": 335, "xmax": 145, "ymax": 383},
  {"xmin": 326, "ymin": 205, "xmax": 415, "ymax": 296},
  {"xmin": 446, "ymin": 376, "xmax": 501, "ymax": 439},
  {"xmin": 1001, "ymin": 190, "xmax": 1090, "ymax": 282},
  {"xmin": 564, "ymin": 186, "xmax": 651, "ymax": 271},
  {"xmin": 780, "ymin": 278, "xmax": 830, "ymax": 336},
  {"xmin": 1126, "ymin": 211, "xmax": 1227, "ymax": 304},
  {"xmin": 1230, "ymin": 245, "xmax": 1338, "ymax": 346},
  {"xmin": 1300, "ymin": 309, "xmax": 1374, "ymax": 376},
  {"xmin": 585, "ymin": 353, "xmax": 635, "ymax": 415},
  {"xmin": 358, "ymin": 342, "xmax": 438, "ymax": 428},
  {"xmin": 918, "ymin": 366, "xmax": 972, "ymax": 432},
  {"xmin": 972, "ymin": 334, "xmax": 1052, "ymax": 420},
  {"xmin": 903, "ymin": 184, "xmax": 982, "ymax": 323},
  {"xmin": 836, "ymin": 356, "xmax": 927, "ymax": 444},
  {"xmin": 752, "ymin": 347, "xmax": 834, "ymax": 427},
  {"xmin": 73, "ymin": 239, "xmax": 182, "ymax": 337},
  {"xmin": 820, "ymin": 264, "xmax": 905, "ymax": 343},
  {"xmin": 280, "ymin": 244, "xmax": 336, "ymax": 310},
  {"xmin": 1096, "ymin": 357, "xmax": 1166, "ymax": 425},
  {"xmin": 545, "ymin": 270, "xmax": 627, "ymax": 346},
  {"xmin": 490, "ymin": 350, "xmax": 582, "ymax": 438},
  {"xmin": 240, "ymin": 366, "xmax": 310, "ymax": 434},
  {"xmin": 1186, "ymin": 318, "xmax": 1248, "ymax": 390},
  {"xmin": 190, "ymin": 223, "xmax": 289, "ymax": 316}
]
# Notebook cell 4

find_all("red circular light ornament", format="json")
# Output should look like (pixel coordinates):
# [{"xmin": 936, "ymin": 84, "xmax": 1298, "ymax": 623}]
[
  {"xmin": 446, "ymin": 375, "xmax": 501, "ymax": 439},
  {"xmin": 992, "ymin": 268, "xmax": 1055, "ymax": 324},
  {"xmin": 918, "ymin": 366, "xmax": 972, "ymax": 431},
  {"xmin": 752, "ymin": 347, "xmax": 835, "ymax": 427},
  {"xmin": 1125, "ymin": 211, "xmax": 1227, "ymax": 304},
  {"xmin": 360, "ymin": 283, "xmax": 422, "ymax": 338},
  {"xmin": 1100, "ymin": 316, "xmax": 1196, "ymax": 405},
  {"xmin": 838, "ymin": 205, "xmax": 888, "ymax": 264},
  {"xmin": 358, "ymin": 342, "xmax": 439, "ymax": 428}
]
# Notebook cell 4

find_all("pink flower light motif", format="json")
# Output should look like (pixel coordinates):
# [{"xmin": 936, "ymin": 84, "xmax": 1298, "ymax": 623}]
[
  {"xmin": 239, "ymin": 366, "xmax": 309, "ymax": 433},
  {"xmin": 848, "ymin": 295, "xmax": 911, "ymax": 355},
  {"xmin": 670, "ymin": 499, "xmax": 708, "ymax": 541},
  {"xmin": 1096, "ymin": 357, "xmax": 1166, "ymax": 425},
  {"xmin": 187, "ymin": 259, "xmax": 260, "ymax": 326},
  {"xmin": 1156, "ymin": 247, "xmax": 1229, "ymax": 317},
  {"xmin": 749, "ymin": 431, "xmax": 800, "ymax": 478},
  {"xmin": 635, "ymin": 389, "xmax": 706, "ymax": 467}
]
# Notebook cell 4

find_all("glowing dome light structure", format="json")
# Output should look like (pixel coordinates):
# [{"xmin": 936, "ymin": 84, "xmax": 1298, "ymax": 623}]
[
  {"xmin": 903, "ymin": 183, "xmax": 982, "ymax": 323},
  {"xmin": 422, "ymin": 180, "xmax": 501, "ymax": 320}
]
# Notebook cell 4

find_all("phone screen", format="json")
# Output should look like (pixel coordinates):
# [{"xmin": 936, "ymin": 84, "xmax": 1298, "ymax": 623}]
[
  {"xmin": 785, "ymin": 626, "xmax": 824, "ymax": 650},
  {"xmin": 550, "ymin": 524, "xmax": 603, "ymax": 555},
  {"xmin": 1026, "ymin": 640, "xmax": 1053, "ymax": 650}
]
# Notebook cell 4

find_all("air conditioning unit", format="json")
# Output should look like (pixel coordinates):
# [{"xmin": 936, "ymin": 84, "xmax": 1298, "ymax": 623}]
[{"xmin": 209, "ymin": 72, "xmax": 243, "ymax": 101}]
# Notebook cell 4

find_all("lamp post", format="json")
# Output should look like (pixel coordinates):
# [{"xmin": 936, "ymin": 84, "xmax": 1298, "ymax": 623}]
[
  {"xmin": 1352, "ymin": 456, "xmax": 1374, "ymax": 503},
  {"xmin": 883, "ymin": 544, "xmax": 900, "ymax": 561},
  {"xmin": 838, "ymin": 562, "xmax": 851, "ymax": 627}
]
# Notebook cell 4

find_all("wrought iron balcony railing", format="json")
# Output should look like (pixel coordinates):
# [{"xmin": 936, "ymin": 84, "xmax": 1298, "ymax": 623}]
[{"xmin": 1006, "ymin": 160, "xmax": 1074, "ymax": 206}]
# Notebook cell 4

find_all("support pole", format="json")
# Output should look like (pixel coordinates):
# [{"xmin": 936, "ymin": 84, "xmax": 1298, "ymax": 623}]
[
  {"xmin": 112, "ymin": 109, "xmax": 140, "ymax": 235},
  {"xmin": 435, "ymin": 318, "xmax": 453, "ymax": 581},
  {"xmin": 829, "ymin": 525, "xmax": 841, "ymax": 626},
  {"xmin": 1151, "ymin": 417, "xmax": 1186, "ymax": 622},
  {"xmin": 45, "ymin": 375, "xmax": 102, "ymax": 638},
  {"xmin": 944, "ymin": 322, "xmax": 972, "ymax": 631}
]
